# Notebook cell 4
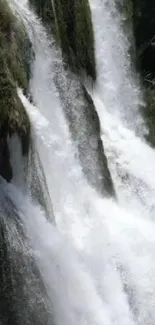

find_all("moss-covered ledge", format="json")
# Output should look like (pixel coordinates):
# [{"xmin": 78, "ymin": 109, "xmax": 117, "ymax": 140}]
[
  {"xmin": 29, "ymin": 0, "xmax": 96, "ymax": 81},
  {"xmin": 0, "ymin": 0, "xmax": 32, "ymax": 181}
]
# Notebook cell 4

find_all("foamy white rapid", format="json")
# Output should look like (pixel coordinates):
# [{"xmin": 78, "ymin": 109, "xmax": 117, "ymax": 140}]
[{"xmin": 4, "ymin": 0, "xmax": 155, "ymax": 324}]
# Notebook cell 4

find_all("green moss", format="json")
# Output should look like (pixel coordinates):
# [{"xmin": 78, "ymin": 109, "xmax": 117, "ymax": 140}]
[
  {"xmin": 0, "ymin": 0, "xmax": 32, "ymax": 155},
  {"xmin": 0, "ymin": 0, "xmax": 32, "ymax": 90}
]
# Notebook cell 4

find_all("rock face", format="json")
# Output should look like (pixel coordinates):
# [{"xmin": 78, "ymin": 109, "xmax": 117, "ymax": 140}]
[
  {"xmin": 0, "ymin": 0, "xmax": 32, "ymax": 180},
  {"xmin": 132, "ymin": 0, "xmax": 155, "ymax": 145}
]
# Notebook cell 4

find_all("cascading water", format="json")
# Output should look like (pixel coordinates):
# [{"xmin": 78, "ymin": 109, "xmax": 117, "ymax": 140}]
[
  {"xmin": 2, "ymin": 0, "xmax": 155, "ymax": 324},
  {"xmin": 90, "ymin": 0, "xmax": 155, "ymax": 217},
  {"xmin": 89, "ymin": 0, "xmax": 144, "ymax": 129}
]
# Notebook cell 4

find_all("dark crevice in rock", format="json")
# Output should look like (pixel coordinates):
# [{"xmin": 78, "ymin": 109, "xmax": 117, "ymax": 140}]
[{"xmin": 132, "ymin": 0, "xmax": 155, "ymax": 146}]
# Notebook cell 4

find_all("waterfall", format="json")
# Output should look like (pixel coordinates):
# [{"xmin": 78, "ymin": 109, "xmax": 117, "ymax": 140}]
[
  {"xmin": 89, "ymin": 0, "xmax": 145, "ymax": 131},
  {"xmin": 90, "ymin": 0, "xmax": 155, "ymax": 217},
  {"xmin": 1, "ymin": 0, "xmax": 155, "ymax": 325}
]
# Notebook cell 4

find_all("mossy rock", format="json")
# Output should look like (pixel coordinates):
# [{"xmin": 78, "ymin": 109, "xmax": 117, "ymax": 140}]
[
  {"xmin": 29, "ymin": 0, "xmax": 96, "ymax": 81},
  {"xmin": 0, "ymin": 0, "xmax": 31, "ymax": 150},
  {"xmin": 0, "ymin": 0, "xmax": 32, "ymax": 180},
  {"xmin": 0, "ymin": 0, "xmax": 32, "ymax": 89}
]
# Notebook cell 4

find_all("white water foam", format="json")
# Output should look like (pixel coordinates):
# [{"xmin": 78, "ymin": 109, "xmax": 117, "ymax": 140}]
[{"xmin": 6, "ymin": 0, "xmax": 155, "ymax": 324}]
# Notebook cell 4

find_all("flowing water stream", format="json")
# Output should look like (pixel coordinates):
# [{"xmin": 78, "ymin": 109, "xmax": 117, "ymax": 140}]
[{"xmin": 2, "ymin": 0, "xmax": 155, "ymax": 324}]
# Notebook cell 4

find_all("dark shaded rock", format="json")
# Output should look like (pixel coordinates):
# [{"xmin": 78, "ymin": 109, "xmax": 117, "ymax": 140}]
[
  {"xmin": 0, "ymin": 182, "xmax": 53, "ymax": 325},
  {"xmin": 0, "ymin": 131, "xmax": 12, "ymax": 182},
  {"xmin": 29, "ymin": 0, "xmax": 96, "ymax": 81},
  {"xmin": 0, "ymin": 0, "xmax": 33, "ymax": 180},
  {"xmin": 131, "ymin": 0, "xmax": 155, "ymax": 146},
  {"xmin": 82, "ymin": 86, "xmax": 115, "ymax": 196},
  {"xmin": 29, "ymin": 0, "xmax": 55, "ymax": 29},
  {"xmin": 27, "ymin": 140, "xmax": 54, "ymax": 220},
  {"xmin": 54, "ymin": 64, "xmax": 115, "ymax": 196}
]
